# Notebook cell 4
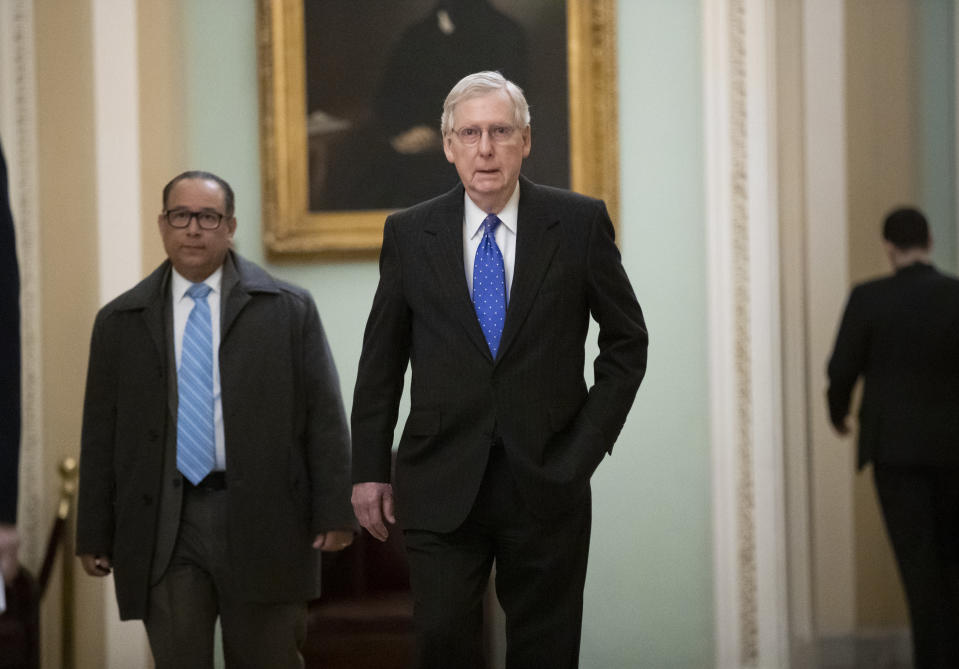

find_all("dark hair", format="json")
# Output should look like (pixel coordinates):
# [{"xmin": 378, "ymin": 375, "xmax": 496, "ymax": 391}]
[
  {"xmin": 162, "ymin": 170, "xmax": 235, "ymax": 217},
  {"xmin": 882, "ymin": 207, "xmax": 929, "ymax": 250}
]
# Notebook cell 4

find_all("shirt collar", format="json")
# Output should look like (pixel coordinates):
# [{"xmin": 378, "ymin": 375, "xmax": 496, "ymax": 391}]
[
  {"xmin": 465, "ymin": 182, "xmax": 520, "ymax": 240},
  {"xmin": 171, "ymin": 265, "xmax": 223, "ymax": 303}
]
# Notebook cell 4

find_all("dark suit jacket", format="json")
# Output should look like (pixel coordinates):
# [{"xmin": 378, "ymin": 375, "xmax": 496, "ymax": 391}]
[
  {"xmin": 827, "ymin": 262, "xmax": 959, "ymax": 469},
  {"xmin": 0, "ymin": 138, "xmax": 20, "ymax": 525},
  {"xmin": 76, "ymin": 251, "xmax": 353, "ymax": 620},
  {"xmin": 351, "ymin": 176, "xmax": 648, "ymax": 531}
]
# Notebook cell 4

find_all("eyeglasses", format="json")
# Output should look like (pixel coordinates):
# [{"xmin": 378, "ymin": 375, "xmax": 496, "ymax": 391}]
[
  {"xmin": 164, "ymin": 209, "xmax": 226, "ymax": 230},
  {"xmin": 451, "ymin": 125, "xmax": 517, "ymax": 145}
]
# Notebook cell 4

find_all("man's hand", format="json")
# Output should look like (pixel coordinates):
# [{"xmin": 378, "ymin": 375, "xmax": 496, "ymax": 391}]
[
  {"xmin": 0, "ymin": 524, "xmax": 19, "ymax": 583},
  {"xmin": 312, "ymin": 529, "xmax": 354, "ymax": 552},
  {"xmin": 79, "ymin": 554, "xmax": 113, "ymax": 577},
  {"xmin": 351, "ymin": 482, "xmax": 395, "ymax": 542}
]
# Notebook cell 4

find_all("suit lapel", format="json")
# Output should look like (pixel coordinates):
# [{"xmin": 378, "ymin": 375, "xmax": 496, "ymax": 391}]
[
  {"xmin": 424, "ymin": 187, "xmax": 494, "ymax": 360},
  {"xmin": 141, "ymin": 294, "xmax": 166, "ymax": 363},
  {"xmin": 497, "ymin": 178, "xmax": 559, "ymax": 363},
  {"xmin": 120, "ymin": 262, "xmax": 173, "ymax": 415},
  {"xmin": 133, "ymin": 263, "xmax": 171, "ymax": 366}
]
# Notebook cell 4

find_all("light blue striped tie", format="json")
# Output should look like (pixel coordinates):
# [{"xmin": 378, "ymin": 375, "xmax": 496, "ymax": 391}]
[
  {"xmin": 177, "ymin": 282, "xmax": 215, "ymax": 485},
  {"xmin": 473, "ymin": 214, "xmax": 506, "ymax": 358}
]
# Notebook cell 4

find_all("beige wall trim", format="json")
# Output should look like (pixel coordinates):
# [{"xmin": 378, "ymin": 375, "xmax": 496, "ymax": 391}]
[
  {"xmin": 802, "ymin": 0, "xmax": 856, "ymax": 637},
  {"xmin": 775, "ymin": 0, "xmax": 815, "ymax": 664},
  {"xmin": 90, "ymin": 0, "xmax": 150, "ymax": 666},
  {"xmin": 705, "ymin": 0, "xmax": 791, "ymax": 666},
  {"xmin": 93, "ymin": 0, "xmax": 142, "ymax": 305},
  {"xmin": 0, "ymin": 0, "xmax": 45, "ymax": 575}
]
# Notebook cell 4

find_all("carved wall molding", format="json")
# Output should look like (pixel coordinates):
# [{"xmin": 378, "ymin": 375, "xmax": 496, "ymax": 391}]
[
  {"xmin": 727, "ymin": 1, "xmax": 760, "ymax": 663},
  {"xmin": 0, "ymin": 0, "xmax": 44, "ymax": 573},
  {"xmin": 706, "ymin": 0, "xmax": 789, "ymax": 666}
]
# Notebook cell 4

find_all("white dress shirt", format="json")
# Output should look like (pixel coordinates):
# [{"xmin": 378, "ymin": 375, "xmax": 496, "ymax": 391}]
[
  {"xmin": 171, "ymin": 266, "xmax": 226, "ymax": 470},
  {"xmin": 463, "ymin": 183, "xmax": 519, "ymax": 303}
]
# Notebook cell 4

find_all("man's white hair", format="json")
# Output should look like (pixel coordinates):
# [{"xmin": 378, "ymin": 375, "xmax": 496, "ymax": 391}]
[{"xmin": 440, "ymin": 71, "xmax": 530, "ymax": 137}]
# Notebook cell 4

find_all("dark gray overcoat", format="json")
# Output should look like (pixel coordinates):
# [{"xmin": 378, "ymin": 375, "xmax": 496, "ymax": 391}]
[{"xmin": 76, "ymin": 252, "xmax": 352, "ymax": 620}]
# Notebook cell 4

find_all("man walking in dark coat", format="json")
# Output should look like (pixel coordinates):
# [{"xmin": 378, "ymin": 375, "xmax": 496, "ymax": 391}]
[
  {"xmin": 76, "ymin": 171, "xmax": 354, "ymax": 668},
  {"xmin": 828, "ymin": 206, "xmax": 959, "ymax": 669},
  {"xmin": 351, "ymin": 71, "xmax": 648, "ymax": 668}
]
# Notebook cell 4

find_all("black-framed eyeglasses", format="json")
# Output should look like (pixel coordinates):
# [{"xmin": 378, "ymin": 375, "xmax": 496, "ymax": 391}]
[{"xmin": 164, "ymin": 209, "xmax": 227, "ymax": 230}]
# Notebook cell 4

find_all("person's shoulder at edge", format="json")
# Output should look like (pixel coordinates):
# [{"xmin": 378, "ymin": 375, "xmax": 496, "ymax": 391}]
[
  {"xmin": 517, "ymin": 178, "xmax": 611, "ymax": 228},
  {"xmin": 94, "ymin": 261, "xmax": 171, "ymax": 318},
  {"xmin": 386, "ymin": 183, "xmax": 464, "ymax": 223},
  {"xmin": 852, "ymin": 262, "xmax": 952, "ymax": 293},
  {"xmin": 230, "ymin": 252, "xmax": 323, "ymax": 311}
]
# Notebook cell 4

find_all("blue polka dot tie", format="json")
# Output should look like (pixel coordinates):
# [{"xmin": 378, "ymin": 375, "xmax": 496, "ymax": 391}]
[
  {"xmin": 177, "ymin": 282, "xmax": 216, "ymax": 485},
  {"xmin": 473, "ymin": 214, "xmax": 506, "ymax": 358}
]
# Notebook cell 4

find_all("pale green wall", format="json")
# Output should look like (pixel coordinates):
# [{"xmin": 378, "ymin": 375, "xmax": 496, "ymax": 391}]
[
  {"xmin": 918, "ymin": 0, "xmax": 957, "ymax": 270},
  {"xmin": 584, "ymin": 2, "xmax": 711, "ymax": 667},
  {"xmin": 182, "ymin": 2, "xmax": 712, "ymax": 667}
]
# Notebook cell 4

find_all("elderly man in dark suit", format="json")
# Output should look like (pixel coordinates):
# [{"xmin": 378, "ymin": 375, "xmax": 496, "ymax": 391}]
[
  {"xmin": 351, "ymin": 71, "xmax": 648, "ymax": 668},
  {"xmin": 76, "ymin": 171, "xmax": 354, "ymax": 668},
  {"xmin": 828, "ymin": 207, "xmax": 959, "ymax": 669},
  {"xmin": 0, "ymin": 138, "xmax": 21, "ymax": 588}
]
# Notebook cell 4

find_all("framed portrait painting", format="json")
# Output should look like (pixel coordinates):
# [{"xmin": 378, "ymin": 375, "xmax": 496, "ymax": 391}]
[{"xmin": 257, "ymin": 0, "xmax": 618, "ymax": 256}]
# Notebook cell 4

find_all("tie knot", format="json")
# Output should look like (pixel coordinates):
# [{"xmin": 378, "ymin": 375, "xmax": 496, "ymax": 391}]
[
  {"xmin": 187, "ymin": 282, "xmax": 212, "ymax": 301},
  {"xmin": 482, "ymin": 214, "xmax": 501, "ymax": 236}
]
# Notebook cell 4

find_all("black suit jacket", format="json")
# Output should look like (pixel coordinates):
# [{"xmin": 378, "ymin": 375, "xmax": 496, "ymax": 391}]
[
  {"xmin": 76, "ymin": 251, "xmax": 353, "ymax": 619},
  {"xmin": 351, "ymin": 177, "xmax": 648, "ymax": 531},
  {"xmin": 0, "ymin": 139, "xmax": 20, "ymax": 524},
  {"xmin": 828, "ymin": 262, "xmax": 959, "ymax": 469}
]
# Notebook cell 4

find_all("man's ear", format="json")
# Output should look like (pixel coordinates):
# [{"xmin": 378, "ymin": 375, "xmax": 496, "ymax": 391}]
[{"xmin": 443, "ymin": 135, "xmax": 455, "ymax": 164}]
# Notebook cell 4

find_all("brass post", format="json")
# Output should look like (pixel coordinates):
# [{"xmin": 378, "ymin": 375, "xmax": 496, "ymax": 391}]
[{"xmin": 58, "ymin": 457, "xmax": 77, "ymax": 669}]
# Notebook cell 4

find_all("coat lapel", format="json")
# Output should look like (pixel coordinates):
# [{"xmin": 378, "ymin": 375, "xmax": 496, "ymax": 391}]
[
  {"xmin": 127, "ymin": 262, "xmax": 171, "ymax": 364},
  {"xmin": 424, "ymin": 187, "xmax": 494, "ymax": 360},
  {"xmin": 496, "ymin": 178, "xmax": 559, "ymax": 363}
]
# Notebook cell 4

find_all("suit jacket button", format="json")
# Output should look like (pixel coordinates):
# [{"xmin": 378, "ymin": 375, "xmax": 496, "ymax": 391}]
[
  {"xmin": 147, "ymin": 429, "xmax": 160, "ymax": 441},
  {"xmin": 143, "ymin": 494, "xmax": 154, "ymax": 506}
]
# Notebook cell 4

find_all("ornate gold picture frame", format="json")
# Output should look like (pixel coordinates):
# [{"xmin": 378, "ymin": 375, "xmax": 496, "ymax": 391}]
[{"xmin": 257, "ymin": 0, "xmax": 618, "ymax": 257}]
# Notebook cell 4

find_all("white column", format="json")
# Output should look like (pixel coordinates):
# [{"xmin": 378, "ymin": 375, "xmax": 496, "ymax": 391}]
[
  {"xmin": 704, "ymin": 0, "xmax": 790, "ymax": 666},
  {"xmin": 0, "ymin": 0, "xmax": 45, "ymax": 576},
  {"xmin": 93, "ymin": 0, "xmax": 143, "ymax": 302},
  {"xmin": 91, "ymin": 0, "xmax": 150, "ymax": 666}
]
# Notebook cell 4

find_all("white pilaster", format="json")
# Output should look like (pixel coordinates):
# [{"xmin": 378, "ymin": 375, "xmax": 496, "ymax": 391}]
[
  {"xmin": 91, "ymin": 0, "xmax": 150, "ymax": 666},
  {"xmin": 704, "ymin": 0, "xmax": 790, "ymax": 666},
  {"xmin": 0, "ymin": 0, "xmax": 44, "ymax": 575},
  {"xmin": 93, "ymin": 0, "xmax": 143, "ymax": 304}
]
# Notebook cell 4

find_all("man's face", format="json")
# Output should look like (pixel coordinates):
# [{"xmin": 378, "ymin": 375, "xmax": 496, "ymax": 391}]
[
  {"xmin": 158, "ymin": 178, "xmax": 236, "ymax": 282},
  {"xmin": 443, "ymin": 90, "xmax": 531, "ymax": 213}
]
